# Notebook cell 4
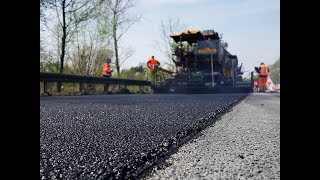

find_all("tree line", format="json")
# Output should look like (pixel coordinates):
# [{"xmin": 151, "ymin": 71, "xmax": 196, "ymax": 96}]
[
  {"xmin": 40, "ymin": 0, "xmax": 141, "ymax": 79},
  {"xmin": 41, "ymin": 0, "xmax": 187, "ymax": 82},
  {"xmin": 268, "ymin": 57, "xmax": 280, "ymax": 84}
]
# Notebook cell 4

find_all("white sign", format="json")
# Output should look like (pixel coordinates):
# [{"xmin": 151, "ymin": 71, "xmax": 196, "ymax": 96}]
[{"xmin": 266, "ymin": 76, "xmax": 276, "ymax": 91}]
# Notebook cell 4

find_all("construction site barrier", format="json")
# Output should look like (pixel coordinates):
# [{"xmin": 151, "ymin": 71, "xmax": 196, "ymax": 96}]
[{"xmin": 40, "ymin": 72, "xmax": 151, "ymax": 94}]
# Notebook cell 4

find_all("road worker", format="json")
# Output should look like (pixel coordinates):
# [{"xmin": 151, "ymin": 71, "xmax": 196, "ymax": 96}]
[
  {"xmin": 258, "ymin": 62, "xmax": 269, "ymax": 91},
  {"xmin": 102, "ymin": 58, "xmax": 113, "ymax": 77},
  {"xmin": 147, "ymin": 56, "xmax": 160, "ymax": 83}
]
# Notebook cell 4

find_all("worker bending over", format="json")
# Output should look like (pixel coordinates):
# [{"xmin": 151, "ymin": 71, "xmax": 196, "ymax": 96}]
[{"xmin": 147, "ymin": 56, "xmax": 160, "ymax": 83}]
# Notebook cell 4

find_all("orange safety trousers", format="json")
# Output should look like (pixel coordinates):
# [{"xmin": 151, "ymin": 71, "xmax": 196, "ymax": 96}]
[{"xmin": 258, "ymin": 76, "xmax": 267, "ymax": 90}]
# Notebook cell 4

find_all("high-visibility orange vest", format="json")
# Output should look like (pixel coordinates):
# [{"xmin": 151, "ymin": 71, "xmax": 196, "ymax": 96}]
[
  {"xmin": 259, "ymin": 64, "xmax": 269, "ymax": 76},
  {"xmin": 102, "ymin": 62, "xmax": 112, "ymax": 74},
  {"xmin": 148, "ymin": 59, "xmax": 160, "ymax": 70}
]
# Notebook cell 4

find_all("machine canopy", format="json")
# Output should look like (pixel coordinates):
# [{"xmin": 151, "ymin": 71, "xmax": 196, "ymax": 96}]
[{"xmin": 170, "ymin": 30, "xmax": 204, "ymax": 44}]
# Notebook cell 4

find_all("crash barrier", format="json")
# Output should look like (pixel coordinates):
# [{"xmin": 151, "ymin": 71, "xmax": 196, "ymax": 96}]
[{"xmin": 40, "ymin": 72, "xmax": 151, "ymax": 94}]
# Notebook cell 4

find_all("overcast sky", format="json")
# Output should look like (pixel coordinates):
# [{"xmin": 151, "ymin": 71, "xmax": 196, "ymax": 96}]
[{"xmin": 120, "ymin": 0, "xmax": 280, "ymax": 72}]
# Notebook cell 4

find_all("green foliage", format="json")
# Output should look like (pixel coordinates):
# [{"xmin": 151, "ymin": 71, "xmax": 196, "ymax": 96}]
[
  {"xmin": 119, "ymin": 65, "xmax": 148, "ymax": 80},
  {"xmin": 40, "ymin": 64, "xmax": 152, "ymax": 95},
  {"xmin": 157, "ymin": 17, "xmax": 188, "ymax": 70},
  {"xmin": 40, "ymin": 59, "xmax": 74, "ymax": 74},
  {"xmin": 69, "ymin": 43, "xmax": 113, "ymax": 76},
  {"xmin": 269, "ymin": 57, "xmax": 280, "ymax": 84},
  {"xmin": 41, "ymin": 0, "xmax": 141, "ymax": 78},
  {"xmin": 170, "ymin": 41, "xmax": 190, "ymax": 54},
  {"xmin": 40, "ymin": 60, "xmax": 60, "ymax": 73},
  {"xmin": 40, "ymin": 0, "xmax": 148, "ymax": 95}
]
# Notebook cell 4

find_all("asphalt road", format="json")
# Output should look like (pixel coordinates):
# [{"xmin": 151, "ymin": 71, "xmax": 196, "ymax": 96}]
[
  {"xmin": 40, "ymin": 94, "xmax": 247, "ymax": 179},
  {"xmin": 144, "ymin": 93, "xmax": 280, "ymax": 180}
]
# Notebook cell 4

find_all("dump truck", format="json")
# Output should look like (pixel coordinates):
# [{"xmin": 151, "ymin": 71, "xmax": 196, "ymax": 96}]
[{"xmin": 153, "ymin": 29, "xmax": 253, "ymax": 93}]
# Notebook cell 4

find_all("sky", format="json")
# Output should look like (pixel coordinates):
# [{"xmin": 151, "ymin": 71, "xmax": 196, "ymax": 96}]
[{"xmin": 120, "ymin": 0, "xmax": 280, "ymax": 72}]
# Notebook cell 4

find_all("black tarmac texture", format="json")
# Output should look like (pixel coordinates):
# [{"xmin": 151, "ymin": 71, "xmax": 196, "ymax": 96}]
[{"xmin": 40, "ymin": 94, "xmax": 247, "ymax": 179}]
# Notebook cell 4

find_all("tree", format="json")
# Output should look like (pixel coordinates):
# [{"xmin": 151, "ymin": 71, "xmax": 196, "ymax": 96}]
[
  {"xmin": 102, "ymin": 0, "xmax": 141, "ymax": 77},
  {"xmin": 69, "ymin": 30, "xmax": 113, "ymax": 76},
  {"xmin": 119, "ymin": 65, "xmax": 147, "ymax": 80},
  {"xmin": 118, "ymin": 46, "xmax": 134, "ymax": 70},
  {"xmin": 41, "ymin": 0, "xmax": 49, "ymax": 63},
  {"xmin": 43, "ymin": 0, "xmax": 96, "ymax": 91},
  {"xmin": 269, "ymin": 57, "xmax": 280, "ymax": 84},
  {"xmin": 64, "ymin": 0, "xmax": 116, "ymax": 76},
  {"xmin": 40, "ymin": 51, "xmax": 60, "ymax": 73},
  {"xmin": 155, "ymin": 17, "xmax": 187, "ymax": 70}
]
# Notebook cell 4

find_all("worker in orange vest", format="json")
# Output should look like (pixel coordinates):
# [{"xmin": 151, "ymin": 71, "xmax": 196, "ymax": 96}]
[
  {"xmin": 147, "ymin": 56, "xmax": 160, "ymax": 83},
  {"xmin": 258, "ymin": 62, "xmax": 269, "ymax": 91},
  {"xmin": 102, "ymin": 58, "xmax": 113, "ymax": 77}
]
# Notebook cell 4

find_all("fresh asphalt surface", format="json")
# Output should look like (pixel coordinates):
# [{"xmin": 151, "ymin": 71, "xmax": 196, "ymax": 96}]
[
  {"xmin": 40, "ymin": 94, "xmax": 247, "ymax": 179},
  {"xmin": 145, "ymin": 93, "xmax": 280, "ymax": 180}
]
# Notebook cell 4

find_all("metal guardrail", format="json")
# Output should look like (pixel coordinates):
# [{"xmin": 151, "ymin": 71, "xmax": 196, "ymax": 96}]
[{"xmin": 40, "ymin": 72, "xmax": 151, "ymax": 94}]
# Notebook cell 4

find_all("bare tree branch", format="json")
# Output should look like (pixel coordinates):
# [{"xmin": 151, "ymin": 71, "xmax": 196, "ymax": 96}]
[
  {"xmin": 101, "ymin": 0, "xmax": 141, "ymax": 77},
  {"xmin": 54, "ymin": 1, "xmax": 63, "ymax": 28},
  {"xmin": 153, "ymin": 17, "xmax": 187, "ymax": 69},
  {"xmin": 43, "ymin": 22, "xmax": 59, "ymax": 36},
  {"xmin": 43, "ymin": 0, "xmax": 97, "ymax": 78},
  {"xmin": 119, "ymin": 47, "xmax": 134, "ymax": 67}
]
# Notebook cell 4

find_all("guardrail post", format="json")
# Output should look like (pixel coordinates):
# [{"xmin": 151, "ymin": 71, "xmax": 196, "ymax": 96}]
[
  {"xmin": 250, "ymin": 71, "xmax": 254, "ymax": 89},
  {"xmin": 79, "ymin": 83, "xmax": 83, "ymax": 93},
  {"xmin": 104, "ymin": 83, "xmax": 109, "ymax": 93},
  {"xmin": 139, "ymin": 85, "xmax": 142, "ymax": 92},
  {"xmin": 57, "ymin": 82, "xmax": 62, "ymax": 93},
  {"xmin": 124, "ymin": 83, "xmax": 127, "ymax": 89},
  {"xmin": 44, "ymin": 82, "xmax": 48, "ymax": 94}
]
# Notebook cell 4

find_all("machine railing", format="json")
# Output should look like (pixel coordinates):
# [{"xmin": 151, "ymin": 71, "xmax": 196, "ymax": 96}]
[
  {"xmin": 240, "ymin": 71, "xmax": 254, "ymax": 81},
  {"xmin": 234, "ymin": 71, "xmax": 254, "ymax": 87}
]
